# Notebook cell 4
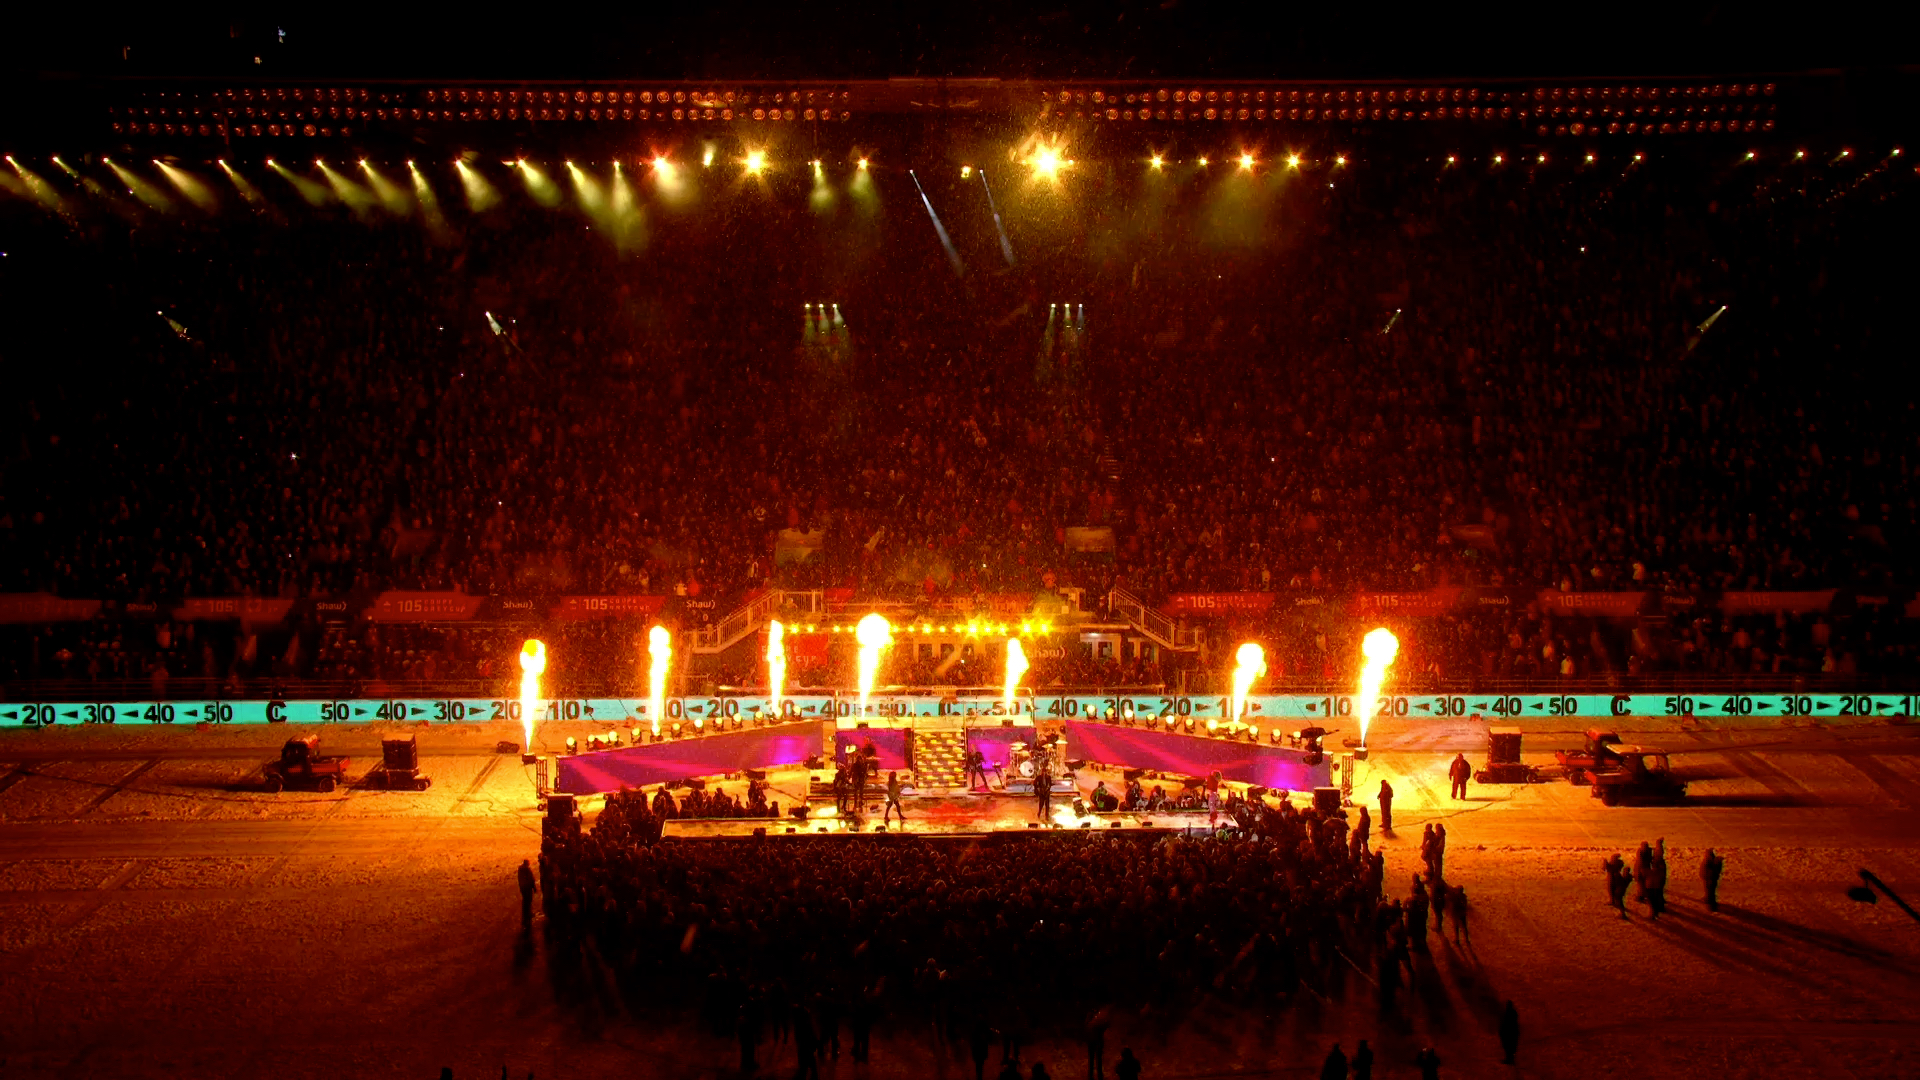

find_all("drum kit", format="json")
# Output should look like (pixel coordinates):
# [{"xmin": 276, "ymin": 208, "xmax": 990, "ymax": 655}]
[{"xmin": 1008, "ymin": 741, "xmax": 1063, "ymax": 779}]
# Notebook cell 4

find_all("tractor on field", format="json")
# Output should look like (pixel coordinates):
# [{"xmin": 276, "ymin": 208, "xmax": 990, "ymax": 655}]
[
  {"xmin": 263, "ymin": 735, "xmax": 351, "ymax": 793},
  {"xmin": 1588, "ymin": 747, "xmax": 1688, "ymax": 806},
  {"xmin": 1554, "ymin": 728, "xmax": 1625, "ymax": 784}
]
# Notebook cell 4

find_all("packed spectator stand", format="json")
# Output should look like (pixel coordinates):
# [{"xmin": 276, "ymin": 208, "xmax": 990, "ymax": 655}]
[{"xmin": 1, "ymin": 139, "xmax": 1915, "ymax": 698}]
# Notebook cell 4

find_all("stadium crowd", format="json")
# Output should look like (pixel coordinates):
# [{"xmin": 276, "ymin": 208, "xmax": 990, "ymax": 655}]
[
  {"xmin": 536, "ymin": 783, "xmax": 1439, "ymax": 1066},
  {"xmin": 1, "ymin": 147, "xmax": 1914, "ymax": 691}
]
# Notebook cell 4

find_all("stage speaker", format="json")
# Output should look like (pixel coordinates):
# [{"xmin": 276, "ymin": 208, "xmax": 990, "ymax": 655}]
[
  {"xmin": 1122, "ymin": 768, "xmax": 1146, "ymax": 782},
  {"xmin": 1312, "ymin": 787, "xmax": 1341, "ymax": 814},
  {"xmin": 746, "ymin": 769, "xmax": 768, "ymax": 781},
  {"xmin": 683, "ymin": 777, "xmax": 707, "ymax": 791},
  {"xmin": 1247, "ymin": 786, "xmax": 1268, "ymax": 799},
  {"xmin": 1066, "ymin": 759, "xmax": 1087, "ymax": 771},
  {"xmin": 804, "ymin": 755, "xmax": 826, "ymax": 770},
  {"xmin": 546, "ymin": 794, "xmax": 577, "ymax": 823},
  {"xmin": 495, "ymin": 740, "xmax": 521, "ymax": 755},
  {"xmin": 752, "ymin": 827, "xmax": 767, "ymax": 837},
  {"xmin": 790, "ymin": 806, "xmax": 810, "ymax": 820}
]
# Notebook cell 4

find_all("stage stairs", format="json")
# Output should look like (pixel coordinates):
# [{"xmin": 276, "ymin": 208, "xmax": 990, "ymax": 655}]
[{"xmin": 913, "ymin": 728, "xmax": 969, "ymax": 792}]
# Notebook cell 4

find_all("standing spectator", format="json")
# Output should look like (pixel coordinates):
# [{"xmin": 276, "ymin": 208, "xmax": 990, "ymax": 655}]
[
  {"xmin": 1448, "ymin": 753, "xmax": 1471, "ymax": 800},
  {"xmin": 1632, "ymin": 842, "xmax": 1653, "ymax": 903},
  {"xmin": 1414, "ymin": 1046, "xmax": 1442, "ymax": 1080},
  {"xmin": 970, "ymin": 1019, "xmax": 996, "ymax": 1080},
  {"xmin": 1604, "ymin": 854, "xmax": 1633, "ymax": 918},
  {"xmin": 1083, "ymin": 1007, "xmax": 1110, "ymax": 1080},
  {"xmin": 1645, "ymin": 838, "xmax": 1669, "ymax": 919},
  {"xmin": 1701, "ymin": 849, "xmax": 1725, "ymax": 912},
  {"xmin": 515, "ymin": 859, "xmax": 537, "ymax": 931},
  {"xmin": 1449, "ymin": 885, "xmax": 1470, "ymax": 945},
  {"xmin": 1115, "ymin": 1049, "xmax": 1141, "ymax": 1080},
  {"xmin": 793, "ymin": 1004, "xmax": 820, "ymax": 1080},
  {"xmin": 1377, "ymin": 779, "xmax": 1394, "ymax": 833},
  {"xmin": 1351, "ymin": 1040, "xmax": 1374, "ymax": 1080},
  {"xmin": 1499, "ymin": 1000, "xmax": 1521, "ymax": 1065},
  {"xmin": 1319, "ymin": 1043, "xmax": 1348, "ymax": 1080},
  {"xmin": 848, "ymin": 984, "xmax": 874, "ymax": 1063}
]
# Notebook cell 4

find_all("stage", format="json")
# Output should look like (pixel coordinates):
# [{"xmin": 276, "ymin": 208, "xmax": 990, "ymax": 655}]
[{"xmin": 598, "ymin": 762, "xmax": 1298, "ymax": 840}]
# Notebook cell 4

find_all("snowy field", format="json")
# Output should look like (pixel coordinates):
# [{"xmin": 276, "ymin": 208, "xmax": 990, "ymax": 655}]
[{"xmin": 0, "ymin": 713, "xmax": 1917, "ymax": 1079}]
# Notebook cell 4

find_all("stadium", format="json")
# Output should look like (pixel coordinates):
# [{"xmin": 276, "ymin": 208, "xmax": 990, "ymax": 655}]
[{"xmin": 1, "ymin": 10, "xmax": 1917, "ymax": 1080}]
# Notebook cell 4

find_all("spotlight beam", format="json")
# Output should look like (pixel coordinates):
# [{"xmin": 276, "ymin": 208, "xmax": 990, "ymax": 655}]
[
  {"xmin": 907, "ymin": 169, "xmax": 965, "ymax": 278},
  {"xmin": 977, "ymin": 169, "xmax": 1016, "ymax": 267}
]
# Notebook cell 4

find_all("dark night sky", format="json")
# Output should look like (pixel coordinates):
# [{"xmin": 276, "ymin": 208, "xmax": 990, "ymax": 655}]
[{"xmin": 1, "ymin": 2, "xmax": 1908, "ymax": 81}]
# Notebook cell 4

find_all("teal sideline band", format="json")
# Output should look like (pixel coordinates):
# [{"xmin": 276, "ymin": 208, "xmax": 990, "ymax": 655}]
[{"xmin": 5, "ymin": 692, "xmax": 1917, "ymax": 726}]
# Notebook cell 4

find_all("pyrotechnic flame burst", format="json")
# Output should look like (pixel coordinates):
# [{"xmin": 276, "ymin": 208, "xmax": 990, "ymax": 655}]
[
  {"xmin": 855, "ymin": 614, "xmax": 892, "ymax": 714},
  {"xmin": 1355, "ymin": 628, "xmax": 1400, "ymax": 746},
  {"xmin": 1004, "ymin": 638, "xmax": 1029, "ymax": 716},
  {"xmin": 1230, "ymin": 642, "xmax": 1267, "ymax": 721},
  {"xmin": 518, "ymin": 639, "xmax": 546, "ymax": 750},
  {"xmin": 766, "ymin": 620, "xmax": 787, "ymax": 718},
  {"xmin": 648, "ymin": 626, "xmax": 672, "ymax": 735}
]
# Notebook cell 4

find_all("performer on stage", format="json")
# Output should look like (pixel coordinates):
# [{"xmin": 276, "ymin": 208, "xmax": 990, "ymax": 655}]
[
  {"xmin": 1034, "ymin": 756, "xmax": 1054, "ymax": 821},
  {"xmin": 966, "ymin": 747, "xmax": 990, "ymax": 791}
]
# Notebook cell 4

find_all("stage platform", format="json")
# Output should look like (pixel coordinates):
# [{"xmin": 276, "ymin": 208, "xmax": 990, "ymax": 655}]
[
  {"xmin": 624, "ymin": 763, "xmax": 1264, "ymax": 840},
  {"xmin": 660, "ymin": 802, "xmax": 1224, "ymax": 841}
]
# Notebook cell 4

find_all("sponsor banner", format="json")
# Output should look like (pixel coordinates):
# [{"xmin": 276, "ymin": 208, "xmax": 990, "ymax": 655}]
[
  {"xmin": 493, "ymin": 597, "xmax": 543, "ymax": 622},
  {"xmin": 553, "ymin": 595, "xmax": 669, "ymax": 621},
  {"xmin": 0, "ymin": 593, "xmax": 103, "ymax": 624},
  {"xmin": 1165, "ymin": 593, "xmax": 1276, "ymax": 614},
  {"xmin": 1533, "ymin": 590, "xmax": 1648, "ymax": 617},
  {"xmin": 7, "ymin": 691, "xmax": 1920, "ymax": 728},
  {"xmin": 1720, "ymin": 590, "xmax": 1836, "ymax": 615},
  {"xmin": 312, "ymin": 597, "xmax": 355, "ymax": 623},
  {"xmin": 176, "ymin": 597, "xmax": 297, "ymax": 624},
  {"xmin": 785, "ymin": 633, "xmax": 830, "ymax": 664},
  {"xmin": 367, "ymin": 591, "xmax": 486, "ymax": 623},
  {"xmin": 1352, "ymin": 587, "xmax": 1463, "ymax": 617},
  {"xmin": 1463, "ymin": 588, "xmax": 1520, "ymax": 610},
  {"xmin": 112, "ymin": 601, "xmax": 164, "ymax": 621}
]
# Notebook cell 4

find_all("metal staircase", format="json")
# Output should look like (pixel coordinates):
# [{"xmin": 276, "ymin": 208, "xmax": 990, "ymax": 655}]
[
  {"xmin": 1107, "ymin": 588, "xmax": 1203, "ymax": 653},
  {"xmin": 690, "ymin": 589, "xmax": 825, "ymax": 654}
]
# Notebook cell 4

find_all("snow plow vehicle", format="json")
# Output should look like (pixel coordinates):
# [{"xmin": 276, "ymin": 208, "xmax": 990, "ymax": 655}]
[
  {"xmin": 263, "ymin": 736, "xmax": 351, "ymax": 793},
  {"xmin": 1588, "ymin": 747, "xmax": 1688, "ymax": 806},
  {"xmin": 1554, "ymin": 728, "xmax": 1625, "ymax": 784}
]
